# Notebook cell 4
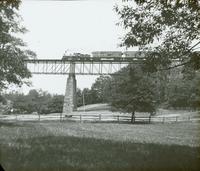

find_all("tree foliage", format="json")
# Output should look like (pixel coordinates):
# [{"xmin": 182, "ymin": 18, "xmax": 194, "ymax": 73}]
[
  {"xmin": 4, "ymin": 89, "xmax": 64, "ymax": 114},
  {"xmin": 76, "ymin": 76, "xmax": 112, "ymax": 106},
  {"xmin": 115, "ymin": 0, "xmax": 200, "ymax": 71},
  {"xmin": 110, "ymin": 65, "xmax": 157, "ymax": 114},
  {"xmin": 0, "ymin": 94, "xmax": 6, "ymax": 105},
  {"xmin": 166, "ymin": 68, "xmax": 200, "ymax": 109},
  {"xmin": 47, "ymin": 95, "xmax": 64, "ymax": 113},
  {"xmin": 76, "ymin": 88, "xmax": 83, "ymax": 107},
  {"xmin": 91, "ymin": 76, "xmax": 112, "ymax": 103},
  {"xmin": 76, "ymin": 69, "xmax": 158, "ymax": 114},
  {"xmin": 0, "ymin": 0, "xmax": 36, "ymax": 90}
]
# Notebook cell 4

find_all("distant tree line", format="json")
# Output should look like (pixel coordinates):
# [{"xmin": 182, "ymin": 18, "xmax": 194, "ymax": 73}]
[
  {"xmin": 4, "ymin": 90, "xmax": 64, "ymax": 114},
  {"xmin": 1, "ymin": 77, "xmax": 112, "ymax": 114}
]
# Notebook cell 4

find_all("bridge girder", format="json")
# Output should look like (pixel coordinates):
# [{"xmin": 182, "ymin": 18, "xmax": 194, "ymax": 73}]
[{"xmin": 24, "ymin": 59, "xmax": 143, "ymax": 75}]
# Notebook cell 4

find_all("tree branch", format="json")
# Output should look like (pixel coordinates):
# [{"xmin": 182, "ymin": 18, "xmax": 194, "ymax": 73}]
[
  {"xmin": 159, "ymin": 60, "xmax": 191, "ymax": 71},
  {"xmin": 158, "ymin": 41, "xmax": 200, "ymax": 71}
]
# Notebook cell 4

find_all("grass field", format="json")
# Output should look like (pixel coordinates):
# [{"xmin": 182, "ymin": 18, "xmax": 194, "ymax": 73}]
[{"xmin": 0, "ymin": 121, "xmax": 200, "ymax": 171}]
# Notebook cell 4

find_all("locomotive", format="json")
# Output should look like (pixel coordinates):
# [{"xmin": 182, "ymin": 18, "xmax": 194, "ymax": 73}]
[{"xmin": 62, "ymin": 53, "xmax": 91, "ymax": 61}]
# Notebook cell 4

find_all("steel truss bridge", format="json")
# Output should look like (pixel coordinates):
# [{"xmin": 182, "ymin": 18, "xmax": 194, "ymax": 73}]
[
  {"xmin": 24, "ymin": 57, "xmax": 144, "ymax": 113},
  {"xmin": 24, "ymin": 58, "xmax": 144, "ymax": 75}
]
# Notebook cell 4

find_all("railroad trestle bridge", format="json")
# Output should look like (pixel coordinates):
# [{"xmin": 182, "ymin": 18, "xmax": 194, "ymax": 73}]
[
  {"xmin": 24, "ymin": 58, "xmax": 143, "ymax": 75},
  {"xmin": 24, "ymin": 57, "xmax": 144, "ymax": 115}
]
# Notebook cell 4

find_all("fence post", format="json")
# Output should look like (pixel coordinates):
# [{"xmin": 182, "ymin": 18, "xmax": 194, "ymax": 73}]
[
  {"xmin": 80, "ymin": 114, "xmax": 82, "ymax": 122},
  {"xmin": 149, "ymin": 116, "xmax": 151, "ymax": 123},
  {"xmin": 60, "ymin": 113, "xmax": 62, "ymax": 122},
  {"xmin": 99, "ymin": 114, "xmax": 101, "ymax": 121},
  {"xmin": 131, "ymin": 113, "xmax": 135, "ymax": 123},
  {"xmin": 188, "ymin": 116, "xmax": 190, "ymax": 121},
  {"xmin": 38, "ymin": 113, "xmax": 40, "ymax": 121},
  {"xmin": 176, "ymin": 116, "xmax": 178, "ymax": 122},
  {"xmin": 163, "ymin": 117, "xmax": 165, "ymax": 123},
  {"xmin": 117, "ymin": 115, "xmax": 119, "ymax": 122},
  {"xmin": 15, "ymin": 114, "xmax": 17, "ymax": 121}
]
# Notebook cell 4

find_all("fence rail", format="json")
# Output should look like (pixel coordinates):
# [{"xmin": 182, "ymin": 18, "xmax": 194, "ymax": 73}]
[
  {"xmin": 63, "ymin": 114, "xmax": 200, "ymax": 123},
  {"xmin": 0, "ymin": 113, "xmax": 200, "ymax": 123}
]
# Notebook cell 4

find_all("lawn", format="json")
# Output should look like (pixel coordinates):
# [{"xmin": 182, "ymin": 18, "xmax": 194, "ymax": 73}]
[{"xmin": 0, "ymin": 121, "xmax": 200, "ymax": 171}]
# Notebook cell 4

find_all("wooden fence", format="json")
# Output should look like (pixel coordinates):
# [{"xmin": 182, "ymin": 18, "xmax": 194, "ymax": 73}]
[
  {"xmin": 0, "ymin": 113, "xmax": 200, "ymax": 123},
  {"xmin": 63, "ymin": 114, "xmax": 200, "ymax": 123}
]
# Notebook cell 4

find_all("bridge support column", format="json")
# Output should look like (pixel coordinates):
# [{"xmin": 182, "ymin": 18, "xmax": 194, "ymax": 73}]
[{"xmin": 63, "ymin": 63, "xmax": 77, "ymax": 115}]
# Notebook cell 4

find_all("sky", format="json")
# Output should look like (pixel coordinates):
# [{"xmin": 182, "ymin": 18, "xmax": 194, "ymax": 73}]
[{"xmin": 7, "ymin": 0, "xmax": 136, "ymax": 95}]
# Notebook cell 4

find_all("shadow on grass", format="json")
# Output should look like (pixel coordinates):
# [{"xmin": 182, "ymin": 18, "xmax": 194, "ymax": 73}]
[
  {"xmin": 0, "ymin": 121, "xmax": 26, "ymax": 127},
  {"xmin": 0, "ymin": 135, "xmax": 200, "ymax": 171}
]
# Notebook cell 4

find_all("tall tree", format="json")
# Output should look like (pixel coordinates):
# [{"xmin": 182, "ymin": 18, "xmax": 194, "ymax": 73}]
[
  {"xmin": 0, "ymin": 0, "xmax": 36, "ymax": 90},
  {"xmin": 115, "ymin": 0, "xmax": 200, "ymax": 72},
  {"xmin": 110, "ymin": 65, "xmax": 156, "ymax": 114}
]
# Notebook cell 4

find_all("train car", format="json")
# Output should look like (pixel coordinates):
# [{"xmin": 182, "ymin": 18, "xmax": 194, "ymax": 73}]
[
  {"xmin": 92, "ymin": 51, "xmax": 122, "ymax": 58},
  {"xmin": 73, "ymin": 53, "xmax": 91, "ymax": 58}
]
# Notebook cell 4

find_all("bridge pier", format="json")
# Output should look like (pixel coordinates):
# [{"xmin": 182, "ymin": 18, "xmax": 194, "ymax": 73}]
[{"xmin": 62, "ymin": 63, "xmax": 77, "ymax": 115}]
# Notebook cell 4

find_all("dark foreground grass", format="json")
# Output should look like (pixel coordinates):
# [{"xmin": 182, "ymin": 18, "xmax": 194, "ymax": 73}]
[{"xmin": 0, "ymin": 135, "xmax": 200, "ymax": 171}]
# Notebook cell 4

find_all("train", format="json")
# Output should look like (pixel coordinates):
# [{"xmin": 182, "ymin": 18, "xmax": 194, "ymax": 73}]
[{"xmin": 62, "ymin": 51, "xmax": 145, "ymax": 61}]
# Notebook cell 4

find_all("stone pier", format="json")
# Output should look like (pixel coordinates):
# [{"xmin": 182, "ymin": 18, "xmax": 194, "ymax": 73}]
[{"xmin": 62, "ymin": 63, "xmax": 77, "ymax": 115}]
